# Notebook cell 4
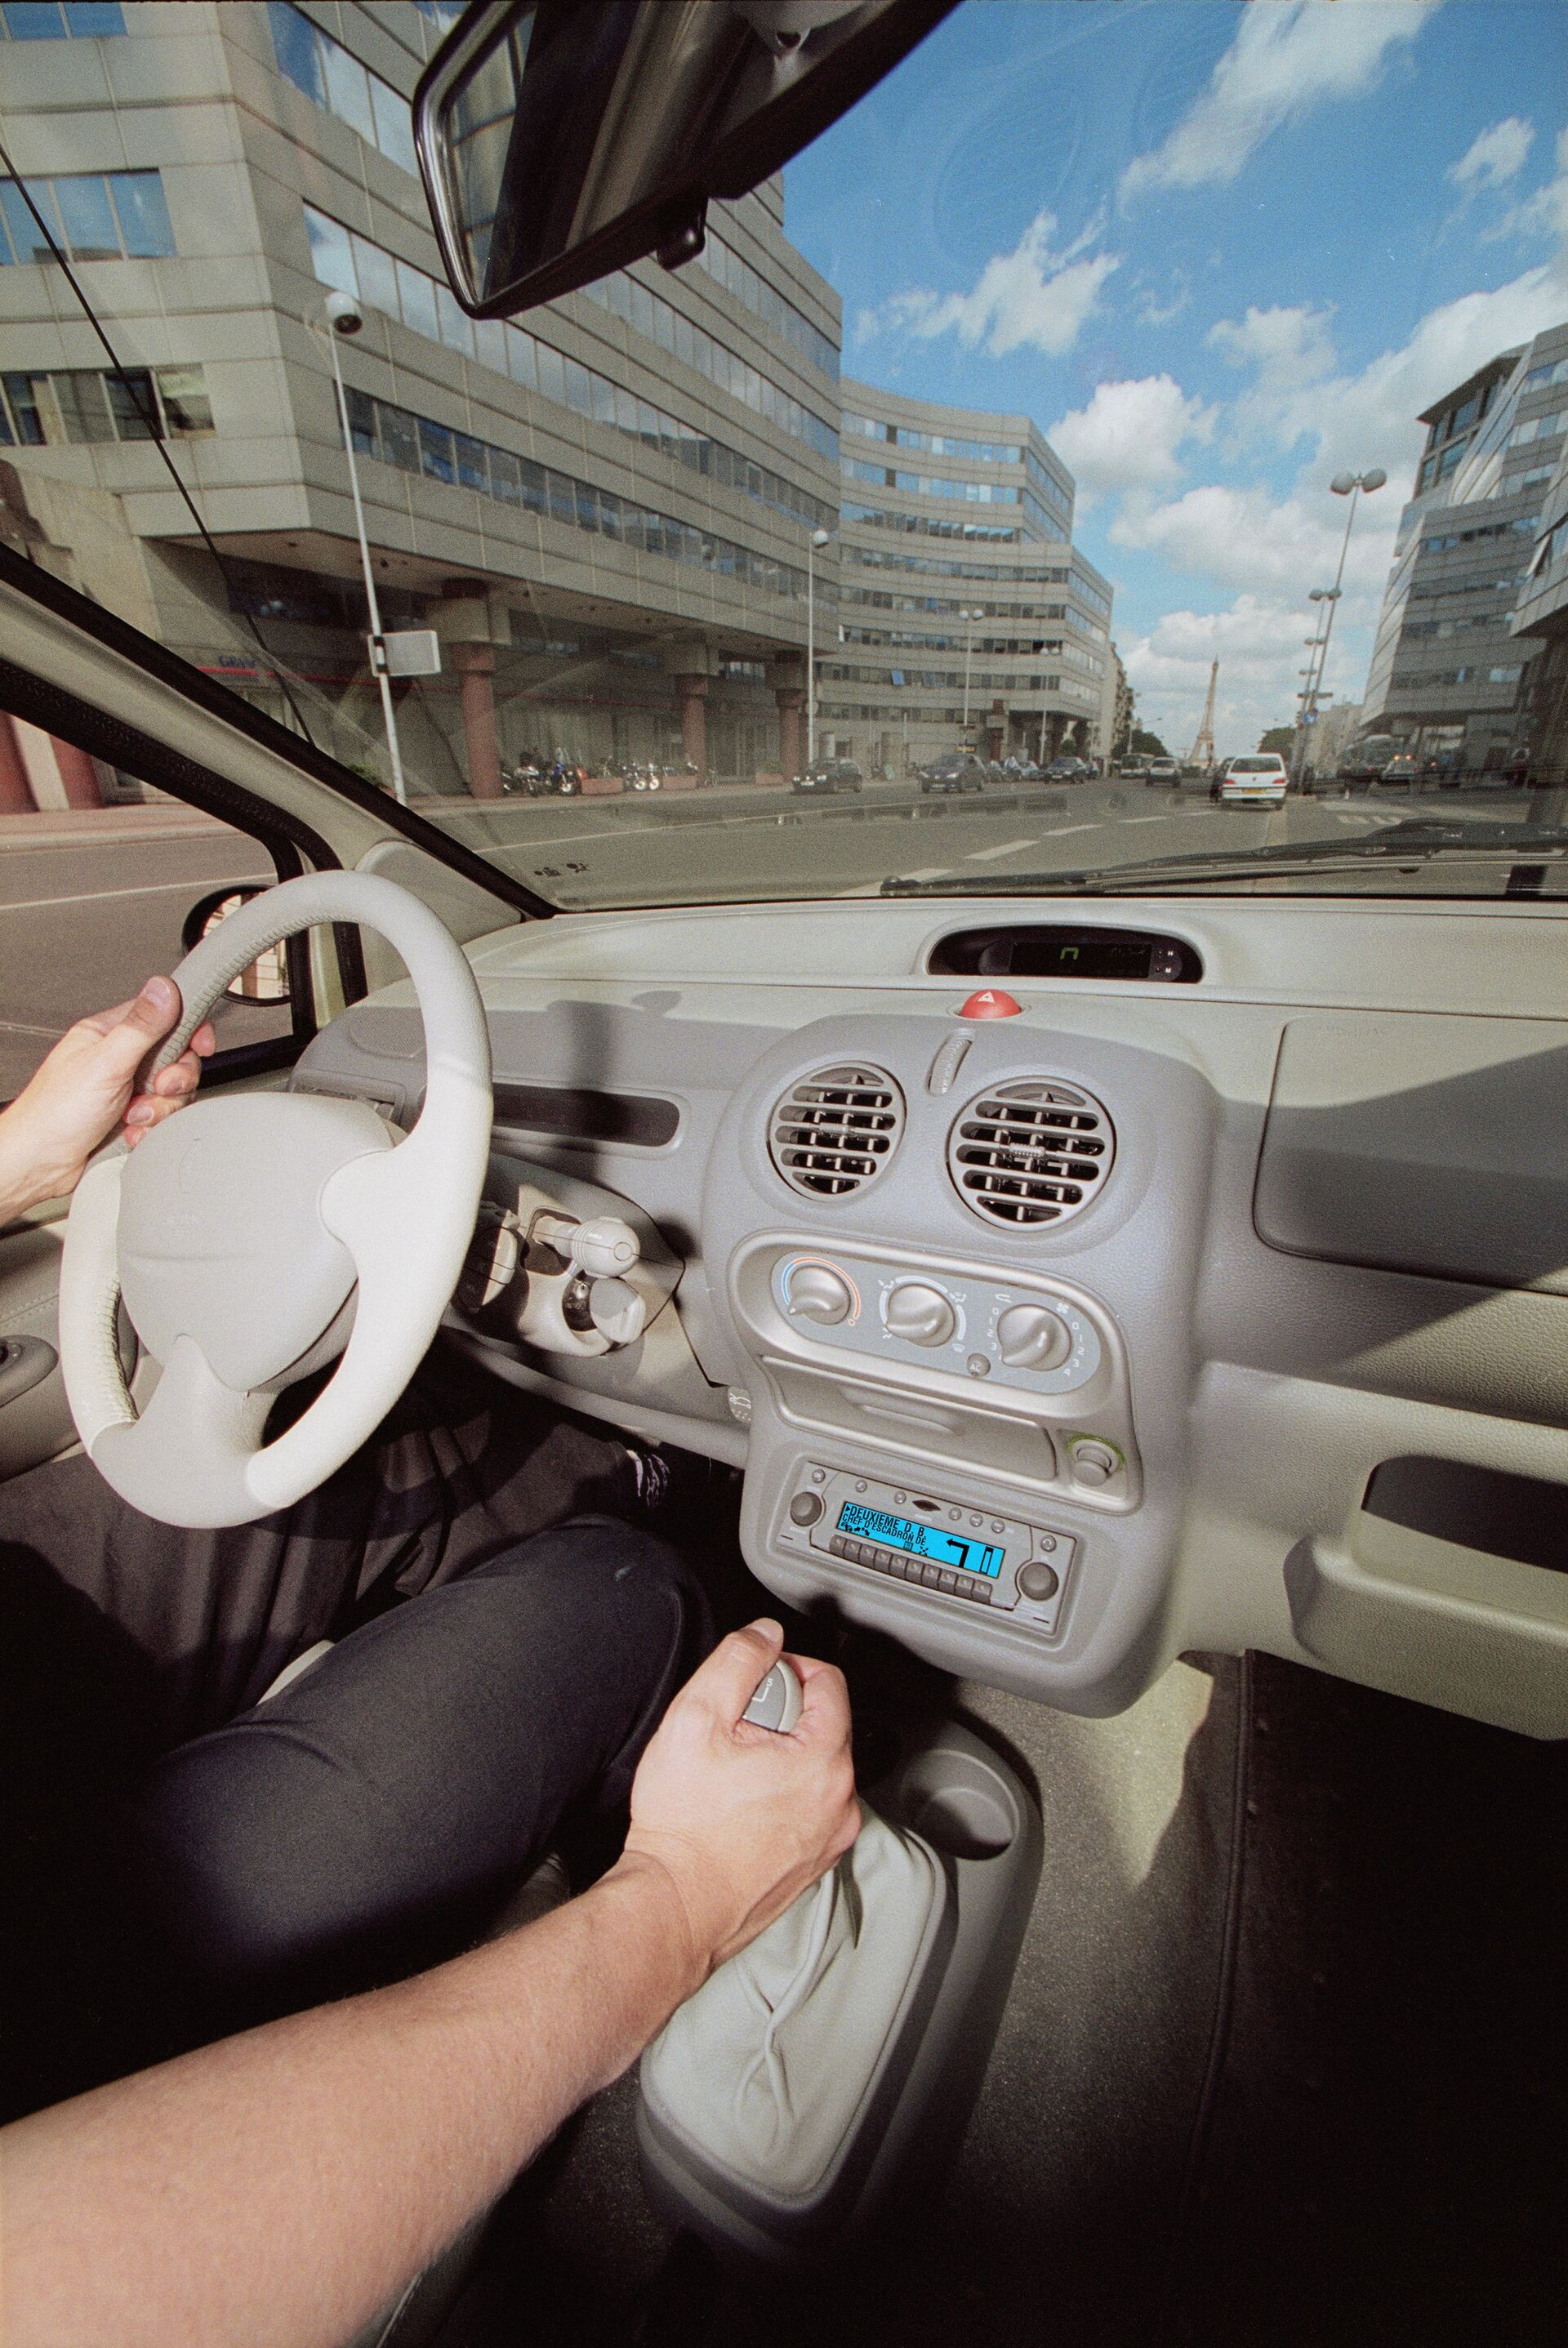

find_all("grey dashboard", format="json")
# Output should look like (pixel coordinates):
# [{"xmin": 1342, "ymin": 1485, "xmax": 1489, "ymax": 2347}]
[{"xmin": 296, "ymin": 890, "xmax": 1568, "ymax": 1740}]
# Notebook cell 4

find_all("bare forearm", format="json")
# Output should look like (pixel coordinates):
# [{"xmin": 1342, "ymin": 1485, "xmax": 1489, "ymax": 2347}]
[{"xmin": 1, "ymin": 1855, "xmax": 702, "ymax": 2348}]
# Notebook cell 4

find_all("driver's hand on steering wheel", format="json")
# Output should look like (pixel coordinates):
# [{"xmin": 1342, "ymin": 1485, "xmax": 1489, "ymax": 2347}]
[{"xmin": 0, "ymin": 978, "xmax": 215, "ymax": 1221}]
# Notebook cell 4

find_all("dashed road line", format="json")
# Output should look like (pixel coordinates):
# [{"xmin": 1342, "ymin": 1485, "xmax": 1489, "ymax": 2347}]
[{"xmin": 963, "ymin": 836, "xmax": 1039, "ymax": 862}]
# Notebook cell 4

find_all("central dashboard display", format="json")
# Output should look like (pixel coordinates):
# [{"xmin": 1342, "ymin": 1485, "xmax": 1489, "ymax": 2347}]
[{"xmin": 838, "ymin": 1501, "xmax": 1004, "ymax": 1579}]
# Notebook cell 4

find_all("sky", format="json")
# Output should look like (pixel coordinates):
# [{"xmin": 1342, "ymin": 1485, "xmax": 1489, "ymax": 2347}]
[{"xmin": 783, "ymin": 0, "xmax": 1568, "ymax": 755}]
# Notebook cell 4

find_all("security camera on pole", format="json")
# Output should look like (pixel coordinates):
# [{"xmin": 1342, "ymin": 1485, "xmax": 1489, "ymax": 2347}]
[{"xmin": 1291, "ymin": 467, "xmax": 1387, "ymax": 789}]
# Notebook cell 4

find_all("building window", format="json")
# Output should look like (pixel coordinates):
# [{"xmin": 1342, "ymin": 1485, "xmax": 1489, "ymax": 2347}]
[
  {"xmin": 0, "ymin": 362, "xmax": 211, "ymax": 446},
  {"xmin": 697, "ymin": 225, "xmax": 839, "ymax": 381},
  {"xmin": 0, "ymin": 169, "xmax": 173, "ymax": 263},
  {"xmin": 341, "ymin": 384, "xmax": 811, "ymax": 603},
  {"xmin": 0, "ymin": 2, "xmax": 123, "ymax": 34},
  {"xmin": 302, "ymin": 203, "xmax": 836, "ymax": 532},
  {"xmin": 268, "ymin": 2, "xmax": 418, "ymax": 176}
]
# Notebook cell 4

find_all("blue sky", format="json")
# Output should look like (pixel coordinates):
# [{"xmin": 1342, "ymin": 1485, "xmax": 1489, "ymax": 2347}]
[{"xmin": 783, "ymin": 0, "xmax": 1568, "ymax": 751}]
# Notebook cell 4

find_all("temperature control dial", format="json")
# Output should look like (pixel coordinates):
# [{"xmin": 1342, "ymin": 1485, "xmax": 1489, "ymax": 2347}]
[
  {"xmin": 995, "ymin": 1303, "xmax": 1072, "ymax": 1373},
  {"xmin": 786, "ymin": 1262, "xmax": 854, "ymax": 1325},
  {"xmin": 884, "ymin": 1281, "xmax": 957, "ymax": 1348}
]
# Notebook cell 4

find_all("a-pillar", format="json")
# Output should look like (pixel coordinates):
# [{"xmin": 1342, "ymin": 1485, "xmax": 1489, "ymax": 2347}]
[
  {"xmin": 449, "ymin": 640, "xmax": 502, "ymax": 800},
  {"xmin": 675, "ymin": 672, "xmax": 709, "ymax": 780},
  {"xmin": 775, "ymin": 684, "xmax": 804, "ymax": 779},
  {"xmin": 0, "ymin": 713, "xmax": 33, "ymax": 812}
]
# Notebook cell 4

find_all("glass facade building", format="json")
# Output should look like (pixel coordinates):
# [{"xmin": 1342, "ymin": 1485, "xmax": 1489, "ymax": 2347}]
[{"xmin": 826, "ymin": 378, "xmax": 1113, "ymax": 771}]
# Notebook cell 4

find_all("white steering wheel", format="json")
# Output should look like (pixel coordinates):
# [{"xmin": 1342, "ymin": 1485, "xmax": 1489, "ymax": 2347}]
[{"xmin": 59, "ymin": 871, "xmax": 492, "ymax": 1529}]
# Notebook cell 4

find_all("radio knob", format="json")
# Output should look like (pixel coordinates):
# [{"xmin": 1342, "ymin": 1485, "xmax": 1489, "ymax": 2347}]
[
  {"xmin": 884, "ymin": 1281, "xmax": 957, "ymax": 1347},
  {"xmin": 786, "ymin": 1262, "xmax": 853, "ymax": 1325},
  {"xmin": 996, "ymin": 1303, "xmax": 1072, "ymax": 1372}
]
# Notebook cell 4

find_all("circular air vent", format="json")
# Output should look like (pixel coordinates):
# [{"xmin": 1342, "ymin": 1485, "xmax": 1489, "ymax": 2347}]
[
  {"xmin": 769, "ymin": 1063, "xmax": 906, "ymax": 1199},
  {"xmin": 947, "ymin": 1079, "xmax": 1114, "ymax": 1229}
]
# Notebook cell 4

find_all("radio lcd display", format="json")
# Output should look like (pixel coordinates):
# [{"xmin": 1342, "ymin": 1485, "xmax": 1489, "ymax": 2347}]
[{"xmin": 836, "ymin": 1501, "xmax": 1004, "ymax": 1579}]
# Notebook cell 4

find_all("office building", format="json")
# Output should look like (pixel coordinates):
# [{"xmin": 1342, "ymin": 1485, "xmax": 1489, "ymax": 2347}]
[
  {"xmin": 1510, "ymin": 394, "xmax": 1568, "ymax": 787},
  {"xmin": 0, "ymin": 0, "xmax": 842, "ymax": 793},
  {"xmin": 824, "ymin": 378, "xmax": 1112, "ymax": 772},
  {"xmin": 1358, "ymin": 323, "xmax": 1567, "ymax": 773}
]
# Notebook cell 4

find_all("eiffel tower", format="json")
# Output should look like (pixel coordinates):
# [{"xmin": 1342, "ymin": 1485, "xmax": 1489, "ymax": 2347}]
[{"xmin": 1189, "ymin": 658, "xmax": 1218, "ymax": 770}]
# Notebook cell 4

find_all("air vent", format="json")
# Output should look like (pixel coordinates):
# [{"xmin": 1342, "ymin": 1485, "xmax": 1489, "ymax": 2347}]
[
  {"xmin": 947, "ymin": 1079, "xmax": 1114, "ymax": 1229},
  {"xmin": 769, "ymin": 1063, "xmax": 906, "ymax": 1199}
]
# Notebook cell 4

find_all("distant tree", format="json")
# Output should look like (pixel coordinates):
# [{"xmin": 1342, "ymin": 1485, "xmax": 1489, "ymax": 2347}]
[
  {"xmin": 1257, "ymin": 727, "xmax": 1295, "ymax": 757},
  {"xmin": 1129, "ymin": 728, "xmax": 1168, "ymax": 757}
]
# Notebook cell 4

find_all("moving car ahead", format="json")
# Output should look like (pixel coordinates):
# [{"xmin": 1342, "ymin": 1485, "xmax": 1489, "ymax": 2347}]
[
  {"xmin": 1144, "ymin": 756, "xmax": 1181, "ymax": 786},
  {"xmin": 1379, "ymin": 751, "xmax": 1423, "ymax": 788},
  {"xmin": 1214, "ymin": 753, "xmax": 1289, "ymax": 806}
]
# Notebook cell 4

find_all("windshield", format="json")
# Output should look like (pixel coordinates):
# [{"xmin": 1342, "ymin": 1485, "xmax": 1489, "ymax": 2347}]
[{"xmin": 2, "ymin": 0, "xmax": 1566, "ymax": 913}]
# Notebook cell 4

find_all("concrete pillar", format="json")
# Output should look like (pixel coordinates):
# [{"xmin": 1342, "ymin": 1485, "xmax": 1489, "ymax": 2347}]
[
  {"xmin": 986, "ymin": 697, "xmax": 1005, "ymax": 764},
  {"xmin": 675, "ymin": 672, "xmax": 708, "ymax": 779},
  {"xmin": 55, "ymin": 737, "xmax": 105, "ymax": 808},
  {"xmin": 449, "ymin": 640, "xmax": 502, "ymax": 800},
  {"xmin": 775, "ymin": 684, "xmax": 804, "ymax": 779},
  {"xmin": 0, "ymin": 713, "xmax": 33, "ymax": 812}
]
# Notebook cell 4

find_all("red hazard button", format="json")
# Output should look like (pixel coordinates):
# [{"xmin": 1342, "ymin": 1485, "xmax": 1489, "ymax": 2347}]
[{"xmin": 957, "ymin": 989, "xmax": 1021, "ymax": 1019}]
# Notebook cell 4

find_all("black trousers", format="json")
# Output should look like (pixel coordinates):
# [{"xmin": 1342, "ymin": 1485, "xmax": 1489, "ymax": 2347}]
[{"xmin": 1, "ymin": 1354, "xmax": 709, "ymax": 2119}]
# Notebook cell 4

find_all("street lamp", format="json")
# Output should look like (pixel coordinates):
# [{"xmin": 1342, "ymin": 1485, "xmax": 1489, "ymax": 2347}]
[
  {"xmin": 1290, "ymin": 466, "xmax": 1386, "ymax": 786},
  {"xmin": 805, "ymin": 525, "xmax": 832, "ymax": 768},
  {"xmin": 310, "ymin": 290, "xmax": 408, "ymax": 805},
  {"xmin": 960, "ymin": 608, "xmax": 983, "ymax": 734}
]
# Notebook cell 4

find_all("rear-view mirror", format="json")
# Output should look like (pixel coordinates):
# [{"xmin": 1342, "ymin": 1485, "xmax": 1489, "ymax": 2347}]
[{"xmin": 414, "ymin": 0, "xmax": 957, "ymax": 319}]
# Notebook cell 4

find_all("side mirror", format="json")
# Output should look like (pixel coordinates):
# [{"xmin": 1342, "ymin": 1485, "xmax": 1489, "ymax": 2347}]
[
  {"xmin": 181, "ymin": 888, "xmax": 292, "ymax": 1005},
  {"xmin": 413, "ymin": 0, "xmax": 956, "ymax": 318}
]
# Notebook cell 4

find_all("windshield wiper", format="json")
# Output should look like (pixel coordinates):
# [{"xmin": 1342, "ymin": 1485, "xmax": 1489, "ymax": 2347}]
[{"xmin": 880, "ymin": 818, "xmax": 1568, "ymax": 898}]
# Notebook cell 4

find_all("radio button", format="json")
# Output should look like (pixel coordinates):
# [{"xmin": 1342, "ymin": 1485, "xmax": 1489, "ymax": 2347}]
[
  {"xmin": 1018, "ymin": 1560, "xmax": 1061, "ymax": 1602},
  {"xmin": 789, "ymin": 1490, "xmax": 824, "ymax": 1526}
]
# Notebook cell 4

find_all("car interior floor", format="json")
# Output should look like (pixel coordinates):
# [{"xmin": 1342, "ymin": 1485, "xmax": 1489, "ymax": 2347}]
[{"xmin": 437, "ymin": 1468, "xmax": 1568, "ymax": 2348}]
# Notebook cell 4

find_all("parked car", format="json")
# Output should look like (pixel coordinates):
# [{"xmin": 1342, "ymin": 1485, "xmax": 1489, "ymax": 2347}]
[
  {"xmin": 792, "ymin": 758, "xmax": 862, "ymax": 795},
  {"xmin": 1144, "ymin": 757, "xmax": 1181, "ymax": 786},
  {"xmin": 1045, "ymin": 755, "xmax": 1089, "ymax": 782},
  {"xmin": 1213, "ymin": 753, "xmax": 1289, "ymax": 807},
  {"xmin": 920, "ymin": 755, "xmax": 986, "ymax": 795}
]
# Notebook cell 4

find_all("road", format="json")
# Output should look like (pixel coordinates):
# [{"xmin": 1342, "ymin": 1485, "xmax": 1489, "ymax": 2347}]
[
  {"xmin": 3, "ymin": 773, "xmax": 1549, "ymax": 1099},
  {"xmin": 0, "ymin": 809, "xmax": 274, "ymax": 1101},
  {"xmin": 417, "ymin": 772, "xmax": 1535, "ymax": 911}
]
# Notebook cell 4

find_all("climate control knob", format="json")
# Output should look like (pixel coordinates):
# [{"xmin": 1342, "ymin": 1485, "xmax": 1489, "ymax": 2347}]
[
  {"xmin": 996, "ymin": 1303, "xmax": 1072, "ymax": 1373},
  {"xmin": 786, "ymin": 1262, "xmax": 853, "ymax": 1325},
  {"xmin": 884, "ymin": 1281, "xmax": 957, "ymax": 1347}
]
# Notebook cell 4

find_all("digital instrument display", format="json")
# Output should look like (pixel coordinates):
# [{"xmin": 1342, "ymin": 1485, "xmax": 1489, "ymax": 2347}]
[{"xmin": 837, "ymin": 1502, "xmax": 1004, "ymax": 1579}]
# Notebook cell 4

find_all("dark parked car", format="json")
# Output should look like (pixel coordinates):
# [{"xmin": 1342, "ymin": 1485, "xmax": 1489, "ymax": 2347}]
[
  {"xmin": 920, "ymin": 756, "xmax": 987, "ymax": 795},
  {"xmin": 792, "ymin": 759, "xmax": 863, "ymax": 795}
]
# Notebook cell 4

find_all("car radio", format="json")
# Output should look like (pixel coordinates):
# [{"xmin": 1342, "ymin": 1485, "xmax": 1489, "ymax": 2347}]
[{"xmin": 773, "ymin": 1463, "xmax": 1076, "ymax": 1633}]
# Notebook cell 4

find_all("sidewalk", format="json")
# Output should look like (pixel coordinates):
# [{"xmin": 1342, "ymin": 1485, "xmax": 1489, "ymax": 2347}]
[{"xmin": 0, "ymin": 801, "xmax": 231, "ymax": 852}]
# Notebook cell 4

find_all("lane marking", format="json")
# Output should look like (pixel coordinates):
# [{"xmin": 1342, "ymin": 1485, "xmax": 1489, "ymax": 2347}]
[
  {"xmin": 899, "ymin": 867, "xmax": 952, "ymax": 884},
  {"xmin": 1120, "ymin": 813, "xmax": 1168, "ymax": 824},
  {"xmin": 963, "ymin": 836, "xmax": 1038, "ymax": 863},
  {"xmin": 1036, "ymin": 822, "xmax": 1099, "ymax": 839},
  {"xmin": 0, "ymin": 875, "xmax": 265, "ymax": 915}
]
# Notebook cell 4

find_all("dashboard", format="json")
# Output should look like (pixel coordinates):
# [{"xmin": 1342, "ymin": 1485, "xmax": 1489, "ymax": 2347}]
[{"xmin": 294, "ymin": 888, "xmax": 1568, "ymax": 1738}]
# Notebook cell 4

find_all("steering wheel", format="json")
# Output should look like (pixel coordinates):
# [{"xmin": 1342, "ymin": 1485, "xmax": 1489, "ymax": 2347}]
[{"xmin": 59, "ymin": 872, "xmax": 492, "ymax": 1529}]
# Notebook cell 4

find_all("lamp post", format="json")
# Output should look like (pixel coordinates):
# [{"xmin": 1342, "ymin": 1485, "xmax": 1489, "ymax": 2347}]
[
  {"xmin": 960, "ymin": 608, "xmax": 982, "ymax": 735},
  {"xmin": 310, "ymin": 290, "xmax": 408, "ymax": 804},
  {"xmin": 1292, "ymin": 467, "xmax": 1387, "ymax": 786},
  {"xmin": 805, "ymin": 526, "xmax": 831, "ymax": 768}
]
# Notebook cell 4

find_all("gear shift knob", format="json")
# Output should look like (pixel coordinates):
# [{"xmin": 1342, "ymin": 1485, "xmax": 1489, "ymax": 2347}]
[{"xmin": 742, "ymin": 1659, "xmax": 804, "ymax": 1733}]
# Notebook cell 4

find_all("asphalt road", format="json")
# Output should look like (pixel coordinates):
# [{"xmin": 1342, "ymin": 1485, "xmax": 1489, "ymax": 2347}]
[
  {"xmin": 0, "ymin": 816, "xmax": 275, "ymax": 1101},
  {"xmin": 419, "ymin": 772, "xmax": 1538, "ymax": 911}
]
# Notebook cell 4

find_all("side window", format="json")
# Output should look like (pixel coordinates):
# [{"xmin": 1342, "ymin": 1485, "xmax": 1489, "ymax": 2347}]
[{"xmin": 0, "ymin": 706, "xmax": 305, "ymax": 1103}]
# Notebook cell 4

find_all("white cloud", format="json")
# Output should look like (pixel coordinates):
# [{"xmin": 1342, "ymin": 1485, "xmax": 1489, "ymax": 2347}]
[
  {"xmin": 1209, "ymin": 303, "xmax": 1337, "ymax": 385},
  {"xmin": 1120, "ymin": 0, "xmax": 1441, "ymax": 203},
  {"xmin": 1050, "ymin": 376, "xmax": 1214, "ymax": 505},
  {"xmin": 1448, "ymin": 116, "xmax": 1535, "ymax": 192},
  {"xmin": 1122, "ymin": 595, "xmax": 1375, "ymax": 759},
  {"xmin": 1110, "ymin": 482, "xmax": 1396, "ymax": 600},
  {"xmin": 855, "ymin": 213, "xmax": 1119, "ymax": 359},
  {"xmin": 1490, "ymin": 123, "xmax": 1568, "ymax": 244}
]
